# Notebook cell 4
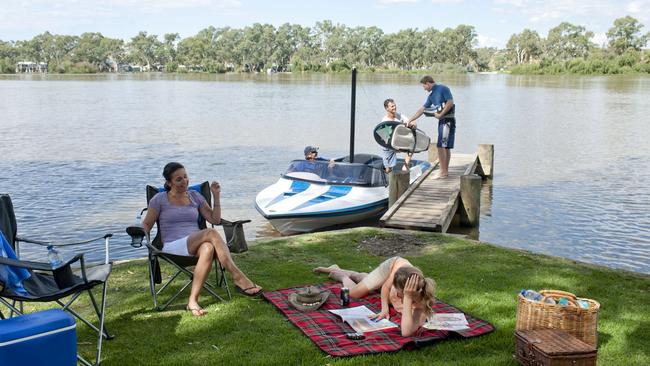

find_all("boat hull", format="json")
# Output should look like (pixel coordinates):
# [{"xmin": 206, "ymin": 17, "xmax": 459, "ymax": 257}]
[{"xmin": 257, "ymin": 199, "xmax": 387, "ymax": 235}]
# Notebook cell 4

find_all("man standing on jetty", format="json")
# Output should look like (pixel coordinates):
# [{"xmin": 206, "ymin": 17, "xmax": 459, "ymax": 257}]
[{"xmin": 407, "ymin": 76, "xmax": 455, "ymax": 179}]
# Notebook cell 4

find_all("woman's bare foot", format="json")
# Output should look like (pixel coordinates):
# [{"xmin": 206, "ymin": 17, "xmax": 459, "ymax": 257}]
[
  {"xmin": 234, "ymin": 278, "xmax": 262, "ymax": 296},
  {"xmin": 186, "ymin": 302, "xmax": 207, "ymax": 316},
  {"xmin": 313, "ymin": 264, "xmax": 340, "ymax": 274}
]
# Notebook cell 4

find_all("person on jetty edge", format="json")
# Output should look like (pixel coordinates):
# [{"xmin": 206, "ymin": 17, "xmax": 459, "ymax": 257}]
[
  {"xmin": 407, "ymin": 75, "xmax": 456, "ymax": 179},
  {"xmin": 314, "ymin": 256, "xmax": 436, "ymax": 336},
  {"xmin": 380, "ymin": 98, "xmax": 413, "ymax": 173},
  {"xmin": 141, "ymin": 162, "xmax": 262, "ymax": 316}
]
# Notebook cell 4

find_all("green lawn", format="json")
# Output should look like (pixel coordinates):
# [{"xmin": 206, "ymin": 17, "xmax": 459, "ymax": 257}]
[{"xmin": 13, "ymin": 228, "xmax": 650, "ymax": 365}]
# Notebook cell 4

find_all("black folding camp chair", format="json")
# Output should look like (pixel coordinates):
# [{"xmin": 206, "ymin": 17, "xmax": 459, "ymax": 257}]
[
  {"xmin": 0, "ymin": 194, "xmax": 113, "ymax": 366},
  {"xmin": 128, "ymin": 181, "xmax": 250, "ymax": 311}
]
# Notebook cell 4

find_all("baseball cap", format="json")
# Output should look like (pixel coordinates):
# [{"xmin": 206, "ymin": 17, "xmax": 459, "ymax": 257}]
[{"xmin": 304, "ymin": 146, "xmax": 319, "ymax": 155}]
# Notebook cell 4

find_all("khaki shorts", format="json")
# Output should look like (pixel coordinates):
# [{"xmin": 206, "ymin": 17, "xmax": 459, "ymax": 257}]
[{"xmin": 358, "ymin": 256, "xmax": 400, "ymax": 291}]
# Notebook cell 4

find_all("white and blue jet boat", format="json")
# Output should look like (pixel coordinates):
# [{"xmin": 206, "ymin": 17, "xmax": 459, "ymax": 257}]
[{"xmin": 255, "ymin": 154, "xmax": 430, "ymax": 235}]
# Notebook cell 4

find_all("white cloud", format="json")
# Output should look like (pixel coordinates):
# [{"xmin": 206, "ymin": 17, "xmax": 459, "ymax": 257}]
[
  {"xmin": 431, "ymin": 0, "xmax": 464, "ymax": 3},
  {"xmin": 495, "ymin": 0, "xmax": 524, "ymax": 6},
  {"xmin": 477, "ymin": 34, "xmax": 500, "ymax": 47},
  {"xmin": 591, "ymin": 32, "xmax": 608, "ymax": 47},
  {"xmin": 626, "ymin": 1, "xmax": 647, "ymax": 13}
]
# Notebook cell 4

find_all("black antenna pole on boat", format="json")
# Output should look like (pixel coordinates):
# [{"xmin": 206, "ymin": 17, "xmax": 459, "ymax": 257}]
[{"xmin": 349, "ymin": 66, "xmax": 356, "ymax": 163}]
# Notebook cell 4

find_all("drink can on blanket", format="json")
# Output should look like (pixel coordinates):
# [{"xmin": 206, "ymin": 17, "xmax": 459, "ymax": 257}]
[{"xmin": 340, "ymin": 287, "xmax": 350, "ymax": 306}]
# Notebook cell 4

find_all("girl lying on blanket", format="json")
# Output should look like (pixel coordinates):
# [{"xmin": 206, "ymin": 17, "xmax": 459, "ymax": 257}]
[{"xmin": 313, "ymin": 256, "xmax": 436, "ymax": 336}]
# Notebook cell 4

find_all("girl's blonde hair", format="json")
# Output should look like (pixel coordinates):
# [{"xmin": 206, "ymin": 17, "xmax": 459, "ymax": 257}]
[{"xmin": 392, "ymin": 266, "xmax": 436, "ymax": 316}]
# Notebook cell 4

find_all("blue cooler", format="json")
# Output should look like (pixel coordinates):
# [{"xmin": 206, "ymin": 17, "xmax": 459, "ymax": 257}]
[{"xmin": 0, "ymin": 309, "xmax": 77, "ymax": 366}]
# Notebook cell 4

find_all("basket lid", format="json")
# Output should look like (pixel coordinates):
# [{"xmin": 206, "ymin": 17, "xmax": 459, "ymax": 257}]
[{"xmin": 516, "ymin": 330, "xmax": 597, "ymax": 355}]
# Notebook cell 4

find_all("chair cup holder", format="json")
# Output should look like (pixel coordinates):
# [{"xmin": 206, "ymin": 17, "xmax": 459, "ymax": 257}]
[{"xmin": 126, "ymin": 226, "xmax": 145, "ymax": 248}]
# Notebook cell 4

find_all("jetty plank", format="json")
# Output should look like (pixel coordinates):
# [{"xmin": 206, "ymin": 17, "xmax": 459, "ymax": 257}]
[{"xmin": 380, "ymin": 153, "xmax": 478, "ymax": 232}]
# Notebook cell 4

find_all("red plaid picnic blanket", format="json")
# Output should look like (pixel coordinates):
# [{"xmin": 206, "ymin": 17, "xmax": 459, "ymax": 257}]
[{"xmin": 263, "ymin": 283, "xmax": 495, "ymax": 357}]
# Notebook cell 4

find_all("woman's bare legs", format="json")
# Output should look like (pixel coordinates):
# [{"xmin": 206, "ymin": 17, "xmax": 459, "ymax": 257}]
[
  {"xmin": 313, "ymin": 265, "xmax": 370, "ymax": 298},
  {"xmin": 187, "ymin": 229, "xmax": 262, "ymax": 297},
  {"xmin": 183, "ymin": 242, "xmax": 214, "ymax": 316}
]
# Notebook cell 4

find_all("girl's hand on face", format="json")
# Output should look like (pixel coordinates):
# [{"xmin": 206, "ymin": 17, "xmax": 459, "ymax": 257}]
[
  {"xmin": 210, "ymin": 181, "xmax": 221, "ymax": 195},
  {"xmin": 403, "ymin": 274, "xmax": 419, "ymax": 300}
]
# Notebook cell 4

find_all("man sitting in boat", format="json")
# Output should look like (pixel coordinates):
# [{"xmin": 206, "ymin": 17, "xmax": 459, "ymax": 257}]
[
  {"xmin": 292, "ymin": 146, "xmax": 335, "ymax": 175},
  {"xmin": 304, "ymin": 145, "xmax": 335, "ymax": 163}
]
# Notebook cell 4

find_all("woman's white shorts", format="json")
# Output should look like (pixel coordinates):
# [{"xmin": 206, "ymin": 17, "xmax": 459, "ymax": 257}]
[{"xmin": 162, "ymin": 235, "xmax": 190, "ymax": 256}]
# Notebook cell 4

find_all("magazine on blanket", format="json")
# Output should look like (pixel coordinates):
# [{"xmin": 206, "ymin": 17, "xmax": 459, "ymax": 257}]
[
  {"xmin": 329, "ymin": 306, "xmax": 398, "ymax": 333},
  {"xmin": 423, "ymin": 313, "xmax": 470, "ymax": 331}
]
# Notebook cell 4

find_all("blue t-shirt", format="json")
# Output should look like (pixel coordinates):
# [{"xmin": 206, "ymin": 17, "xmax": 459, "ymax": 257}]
[{"xmin": 424, "ymin": 84, "xmax": 455, "ymax": 116}]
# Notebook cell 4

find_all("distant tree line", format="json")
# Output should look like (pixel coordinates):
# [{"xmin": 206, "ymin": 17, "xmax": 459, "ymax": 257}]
[{"xmin": 1, "ymin": 17, "xmax": 648, "ymax": 75}]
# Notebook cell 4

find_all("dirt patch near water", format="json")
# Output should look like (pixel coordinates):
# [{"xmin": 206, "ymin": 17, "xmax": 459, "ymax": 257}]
[{"xmin": 355, "ymin": 232, "xmax": 431, "ymax": 257}]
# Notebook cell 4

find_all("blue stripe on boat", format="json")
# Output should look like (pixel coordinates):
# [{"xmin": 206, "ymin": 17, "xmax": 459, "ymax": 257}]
[
  {"xmin": 290, "ymin": 185, "xmax": 352, "ymax": 211},
  {"xmin": 264, "ymin": 180, "xmax": 311, "ymax": 208}
]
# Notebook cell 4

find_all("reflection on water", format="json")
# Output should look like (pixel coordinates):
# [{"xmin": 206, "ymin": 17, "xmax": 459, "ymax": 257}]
[{"xmin": 1, "ymin": 73, "xmax": 649, "ymax": 274}]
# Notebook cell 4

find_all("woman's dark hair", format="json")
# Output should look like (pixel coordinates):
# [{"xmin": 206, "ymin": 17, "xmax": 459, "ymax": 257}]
[
  {"xmin": 162, "ymin": 162, "xmax": 184, "ymax": 191},
  {"xmin": 384, "ymin": 98, "xmax": 395, "ymax": 109}
]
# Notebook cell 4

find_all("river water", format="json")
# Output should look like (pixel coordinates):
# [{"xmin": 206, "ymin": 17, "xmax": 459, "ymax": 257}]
[{"xmin": 1, "ymin": 72, "xmax": 649, "ymax": 274}]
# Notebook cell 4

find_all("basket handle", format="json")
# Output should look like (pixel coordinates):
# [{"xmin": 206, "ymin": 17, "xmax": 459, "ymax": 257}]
[{"xmin": 540, "ymin": 290, "xmax": 579, "ymax": 306}]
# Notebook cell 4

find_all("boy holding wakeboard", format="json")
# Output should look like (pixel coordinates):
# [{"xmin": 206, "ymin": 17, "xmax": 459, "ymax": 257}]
[{"xmin": 407, "ymin": 76, "xmax": 455, "ymax": 179}]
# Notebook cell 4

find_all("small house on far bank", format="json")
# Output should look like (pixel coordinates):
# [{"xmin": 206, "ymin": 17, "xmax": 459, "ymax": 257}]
[{"xmin": 16, "ymin": 62, "xmax": 48, "ymax": 73}]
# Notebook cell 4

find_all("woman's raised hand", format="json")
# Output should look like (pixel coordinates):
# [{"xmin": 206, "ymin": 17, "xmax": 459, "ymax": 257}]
[
  {"xmin": 403, "ymin": 274, "xmax": 419, "ymax": 300},
  {"xmin": 210, "ymin": 181, "xmax": 221, "ymax": 196}
]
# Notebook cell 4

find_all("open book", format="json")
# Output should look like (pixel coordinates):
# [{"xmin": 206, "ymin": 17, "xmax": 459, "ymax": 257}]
[
  {"xmin": 423, "ymin": 313, "xmax": 469, "ymax": 331},
  {"xmin": 329, "ymin": 306, "xmax": 398, "ymax": 333}
]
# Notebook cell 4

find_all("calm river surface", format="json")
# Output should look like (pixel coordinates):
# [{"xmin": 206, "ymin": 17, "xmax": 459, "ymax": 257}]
[{"xmin": 1, "ymin": 73, "xmax": 649, "ymax": 274}]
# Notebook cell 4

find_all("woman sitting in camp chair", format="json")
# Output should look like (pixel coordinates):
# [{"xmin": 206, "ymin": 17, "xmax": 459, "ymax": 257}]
[{"xmin": 142, "ymin": 162, "xmax": 262, "ymax": 316}]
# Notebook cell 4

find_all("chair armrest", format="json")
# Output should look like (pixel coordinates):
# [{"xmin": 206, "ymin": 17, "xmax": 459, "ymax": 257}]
[
  {"xmin": 18, "ymin": 234, "xmax": 111, "ymax": 265},
  {"xmin": 16, "ymin": 234, "xmax": 112, "ymax": 247},
  {"xmin": 0, "ymin": 253, "xmax": 83, "ymax": 272},
  {"xmin": 15, "ymin": 236, "xmax": 50, "ymax": 246}
]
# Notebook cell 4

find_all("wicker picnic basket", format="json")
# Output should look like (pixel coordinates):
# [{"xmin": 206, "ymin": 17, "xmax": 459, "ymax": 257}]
[{"xmin": 516, "ymin": 290, "xmax": 600, "ymax": 347}]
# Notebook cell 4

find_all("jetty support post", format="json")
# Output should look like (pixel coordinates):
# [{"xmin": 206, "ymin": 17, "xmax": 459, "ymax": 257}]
[
  {"xmin": 388, "ymin": 170, "xmax": 410, "ymax": 208},
  {"xmin": 477, "ymin": 144, "xmax": 494, "ymax": 179},
  {"xmin": 459, "ymin": 174, "xmax": 481, "ymax": 227},
  {"xmin": 428, "ymin": 143, "xmax": 438, "ymax": 164}
]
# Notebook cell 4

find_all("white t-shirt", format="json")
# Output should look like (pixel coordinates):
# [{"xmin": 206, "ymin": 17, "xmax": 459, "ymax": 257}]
[{"xmin": 382, "ymin": 112, "xmax": 409, "ymax": 124}]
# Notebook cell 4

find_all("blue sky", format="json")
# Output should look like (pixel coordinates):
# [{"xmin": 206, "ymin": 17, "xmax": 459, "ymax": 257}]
[{"xmin": 1, "ymin": 0, "xmax": 648, "ymax": 48}]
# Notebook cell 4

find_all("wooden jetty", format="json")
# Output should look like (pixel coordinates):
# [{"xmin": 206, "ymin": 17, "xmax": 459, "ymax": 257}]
[{"xmin": 380, "ymin": 145, "xmax": 493, "ymax": 232}]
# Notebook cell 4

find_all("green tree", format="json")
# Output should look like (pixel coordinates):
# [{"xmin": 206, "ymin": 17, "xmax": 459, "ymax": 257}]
[
  {"xmin": 545, "ymin": 22, "xmax": 594, "ymax": 61},
  {"xmin": 0, "ymin": 40, "xmax": 17, "ymax": 73},
  {"xmin": 607, "ymin": 16, "xmax": 648, "ymax": 55},
  {"xmin": 507, "ymin": 29, "xmax": 542, "ymax": 64},
  {"xmin": 128, "ymin": 31, "xmax": 162, "ymax": 69},
  {"xmin": 159, "ymin": 33, "xmax": 180, "ymax": 70}
]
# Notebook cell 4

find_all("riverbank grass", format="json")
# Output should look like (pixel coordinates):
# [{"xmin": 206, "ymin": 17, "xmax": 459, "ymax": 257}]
[{"xmin": 13, "ymin": 228, "xmax": 650, "ymax": 365}]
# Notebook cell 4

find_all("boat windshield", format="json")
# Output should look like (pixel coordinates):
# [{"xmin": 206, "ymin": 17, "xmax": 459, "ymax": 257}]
[{"xmin": 283, "ymin": 160, "xmax": 387, "ymax": 187}]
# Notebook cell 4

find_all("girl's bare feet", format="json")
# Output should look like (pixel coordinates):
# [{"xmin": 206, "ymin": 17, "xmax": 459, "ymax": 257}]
[{"xmin": 313, "ymin": 264, "xmax": 340, "ymax": 274}]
